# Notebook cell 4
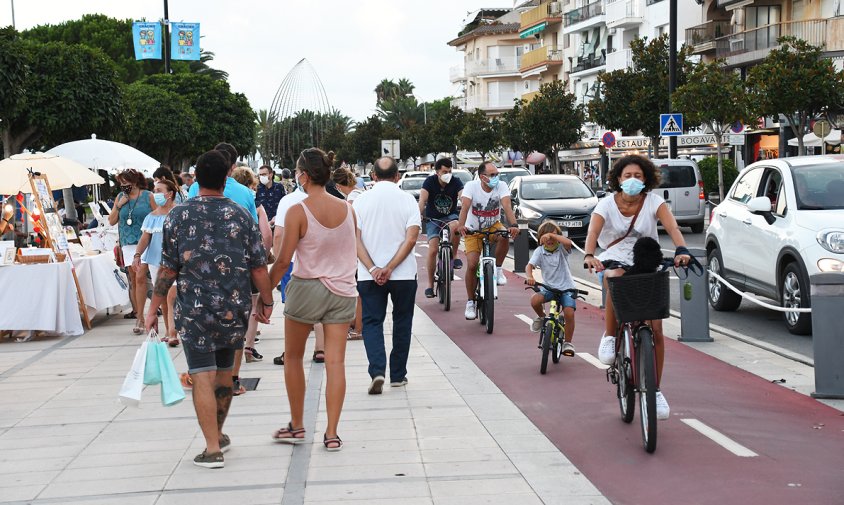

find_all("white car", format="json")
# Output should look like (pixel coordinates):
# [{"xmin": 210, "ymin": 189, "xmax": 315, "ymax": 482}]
[{"xmin": 705, "ymin": 155, "xmax": 844, "ymax": 334}]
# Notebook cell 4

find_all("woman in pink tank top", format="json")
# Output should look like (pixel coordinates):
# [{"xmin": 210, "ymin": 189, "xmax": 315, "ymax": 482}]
[{"xmin": 268, "ymin": 148, "xmax": 357, "ymax": 452}]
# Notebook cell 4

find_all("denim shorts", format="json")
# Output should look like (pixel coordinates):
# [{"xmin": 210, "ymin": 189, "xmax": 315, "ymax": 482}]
[
  {"xmin": 540, "ymin": 287, "xmax": 577, "ymax": 310},
  {"xmin": 425, "ymin": 214, "xmax": 459, "ymax": 240},
  {"xmin": 183, "ymin": 346, "xmax": 236, "ymax": 374}
]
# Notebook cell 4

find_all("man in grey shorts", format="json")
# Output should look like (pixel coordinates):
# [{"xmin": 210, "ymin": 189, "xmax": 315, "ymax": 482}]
[{"xmin": 145, "ymin": 149, "xmax": 274, "ymax": 469}]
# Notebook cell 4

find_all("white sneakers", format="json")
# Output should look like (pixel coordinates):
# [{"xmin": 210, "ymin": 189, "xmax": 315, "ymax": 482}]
[
  {"xmin": 531, "ymin": 317, "xmax": 543, "ymax": 332},
  {"xmin": 464, "ymin": 300, "xmax": 477, "ymax": 320},
  {"xmin": 597, "ymin": 333, "xmax": 616, "ymax": 365},
  {"xmin": 655, "ymin": 391, "xmax": 670, "ymax": 420},
  {"xmin": 562, "ymin": 341, "xmax": 576, "ymax": 356},
  {"xmin": 496, "ymin": 267, "xmax": 507, "ymax": 286}
]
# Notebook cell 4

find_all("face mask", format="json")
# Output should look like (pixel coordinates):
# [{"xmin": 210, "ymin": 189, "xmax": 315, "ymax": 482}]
[
  {"xmin": 620, "ymin": 178, "xmax": 645, "ymax": 196},
  {"xmin": 485, "ymin": 175, "xmax": 500, "ymax": 188},
  {"xmin": 439, "ymin": 173, "xmax": 453, "ymax": 184},
  {"xmin": 153, "ymin": 193, "xmax": 167, "ymax": 206},
  {"xmin": 295, "ymin": 172, "xmax": 305, "ymax": 192},
  {"xmin": 259, "ymin": 175, "xmax": 270, "ymax": 185},
  {"xmin": 543, "ymin": 243, "xmax": 560, "ymax": 253},
  {"xmin": 120, "ymin": 184, "xmax": 132, "ymax": 193}
]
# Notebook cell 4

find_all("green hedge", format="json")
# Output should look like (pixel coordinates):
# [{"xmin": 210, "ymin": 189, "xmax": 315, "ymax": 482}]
[{"xmin": 697, "ymin": 156, "xmax": 738, "ymax": 196}]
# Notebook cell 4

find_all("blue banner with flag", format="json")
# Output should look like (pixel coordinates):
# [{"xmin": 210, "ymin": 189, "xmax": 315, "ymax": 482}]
[
  {"xmin": 171, "ymin": 22, "xmax": 201, "ymax": 61},
  {"xmin": 132, "ymin": 22, "xmax": 162, "ymax": 60}
]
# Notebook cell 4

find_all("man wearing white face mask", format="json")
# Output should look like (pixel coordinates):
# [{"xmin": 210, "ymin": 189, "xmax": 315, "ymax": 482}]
[
  {"xmin": 419, "ymin": 158, "xmax": 463, "ymax": 298},
  {"xmin": 256, "ymin": 165, "xmax": 286, "ymax": 226}
]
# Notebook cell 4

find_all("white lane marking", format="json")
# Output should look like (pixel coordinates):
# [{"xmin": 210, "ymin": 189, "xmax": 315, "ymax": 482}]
[
  {"xmin": 577, "ymin": 352, "xmax": 609, "ymax": 370},
  {"xmin": 681, "ymin": 419, "xmax": 758, "ymax": 457},
  {"xmin": 419, "ymin": 243, "xmax": 429, "ymax": 248},
  {"xmin": 454, "ymin": 275, "xmax": 462, "ymax": 281},
  {"xmin": 414, "ymin": 252, "xmax": 422, "ymax": 257},
  {"xmin": 515, "ymin": 314, "xmax": 534, "ymax": 326}
]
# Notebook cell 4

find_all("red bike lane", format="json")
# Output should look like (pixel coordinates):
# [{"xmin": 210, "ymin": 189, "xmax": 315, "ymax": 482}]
[{"xmin": 414, "ymin": 246, "xmax": 844, "ymax": 505}]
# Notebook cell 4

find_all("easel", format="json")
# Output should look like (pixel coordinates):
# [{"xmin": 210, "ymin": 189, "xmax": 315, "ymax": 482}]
[{"xmin": 28, "ymin": 174, "xmax": 92, "ymax": 329}]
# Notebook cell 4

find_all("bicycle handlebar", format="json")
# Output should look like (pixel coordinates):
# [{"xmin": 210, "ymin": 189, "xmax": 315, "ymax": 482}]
[
  {"xmin": 466, "ymin": 229, "xmax": 512, "ymax": 237},
  {"xmin": 524, "ymin": 280, "xmax": 588, "ymax": 298}
]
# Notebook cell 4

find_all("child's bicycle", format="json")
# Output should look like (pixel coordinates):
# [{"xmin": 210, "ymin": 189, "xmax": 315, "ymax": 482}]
[
  {"xmin": 467, "ymin": 228, "xmax": 511, "ymax": 334},
  {"xmin": 525, "ymin": 281, "xmax": 588, "ymax": 374}
]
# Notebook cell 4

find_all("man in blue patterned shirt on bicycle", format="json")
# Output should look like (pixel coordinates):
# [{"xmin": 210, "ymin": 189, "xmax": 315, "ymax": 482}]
[{"xmin": 526, "ymin": 221, "xmax": 578, "ymax": 356}]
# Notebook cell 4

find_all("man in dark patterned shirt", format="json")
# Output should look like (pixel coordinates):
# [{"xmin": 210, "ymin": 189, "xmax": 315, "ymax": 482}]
[
  {"xmin": 145, "ymin": 150, "xmax": 275, "ymax": 469},
  {"xmin": 256, "ymin": 164, "xmax": 285, "ymax": 225}
]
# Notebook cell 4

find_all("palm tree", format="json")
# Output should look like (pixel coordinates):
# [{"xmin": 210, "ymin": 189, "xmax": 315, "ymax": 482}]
[
  {"xmin": 188, "ymin": 50, "xmax": 229, "ymax": 81},
  {"xmin": 396, "ymin": 78, "xmax": 415, "ymax": 98},
  {"xmin": 255, "ymin": 108, "xmax": 277, "ymax": 164},
  {"xmin": 375, "ymin": 79, "xmax": 398, "ymax": 104}
]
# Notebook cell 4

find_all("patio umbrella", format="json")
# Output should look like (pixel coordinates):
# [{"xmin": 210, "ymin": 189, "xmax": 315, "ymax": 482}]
[
  {"xmin": 787, "ymin": 130, "xmax": 842, "ymax": 147},
  {"xmin": 47, "ymin": 134, "xmax": 160, "ymax": 176},
  {"xmin": 0, "ymin": 152, "xmax": 105, "ymax": 195}
]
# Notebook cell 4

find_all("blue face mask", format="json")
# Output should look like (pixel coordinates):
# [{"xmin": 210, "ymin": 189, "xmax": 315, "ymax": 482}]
[
  {"xmin": 154, "ymin": 193, "xmax": 167, "ymax": 206},
  {"xmin": 620, "ymin": 178, "xmax": 645, "ymax": 196},
  {"xmin": 486, "ymin": 175, "xmax": 500, "ymax": 188}
]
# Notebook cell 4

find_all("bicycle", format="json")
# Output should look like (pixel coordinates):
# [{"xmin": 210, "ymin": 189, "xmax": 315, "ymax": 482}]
[
  {"xmin": 525, "ymin": 281, "xmax": 588, "ymax": 375},
  {"xmin": 467, "ymin": 229, "xmax": 511, "ymax": 334},
  {"xmin": 604, "ymin": 257, "xmax": 703, "ymax": 453},
  {"xmin": 426, "ymin": 217, "xmax": 457, "ymax": 312}
]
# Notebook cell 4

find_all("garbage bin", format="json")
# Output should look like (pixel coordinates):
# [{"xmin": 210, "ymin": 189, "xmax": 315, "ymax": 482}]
[
  {"xmin": 677, "ymin": 248, "xmax": 713, "ymax": 343},
  {"xmin": 513, "ymin": 218, "xmax": 530, "ymax": 273},
  {"xmin": 810, "ymin": 273, "xmax": 844, "ymax": 399}
]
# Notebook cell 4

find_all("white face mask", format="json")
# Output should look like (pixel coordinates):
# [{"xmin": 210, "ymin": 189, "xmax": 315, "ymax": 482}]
[
  {"xmin": 259, "ymin": 175, "xmax": 270, "ymax": 185},
  {"xmin": 439, "ymin": 173, "xmax": 453, "ymax": 184}
]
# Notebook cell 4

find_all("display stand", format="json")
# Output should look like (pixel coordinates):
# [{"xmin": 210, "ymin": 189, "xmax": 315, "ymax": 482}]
[{"xmin": 28, "ymin": 174, "xmax": 92, "ymax": 329}]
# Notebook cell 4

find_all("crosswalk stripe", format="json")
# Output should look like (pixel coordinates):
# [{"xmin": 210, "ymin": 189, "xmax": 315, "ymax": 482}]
[
  {"xmin": 515, "ymin": 314, "xmax": 533, "ymax": 326},
  {"xmin": 681, "ymin": 419, "xmax": 758, "ymax": 457}
]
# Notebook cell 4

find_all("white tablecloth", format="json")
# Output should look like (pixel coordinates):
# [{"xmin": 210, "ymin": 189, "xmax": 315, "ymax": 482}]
[
  {"xmin": 73, "ymin": 253, "xmax": 130, "ymax": 314},
  {"xmin": 0, "ymin": 262, "xmax": 84, "ymax": 336}
]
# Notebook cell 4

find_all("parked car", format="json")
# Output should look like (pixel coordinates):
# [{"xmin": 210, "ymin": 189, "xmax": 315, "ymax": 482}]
[
  {"xmin": 399, "ymin": 177, "xmax": 425, "ymax": 200},
  {"xmin": 475, "ymin": 167, "xmax": 530, "ymax": 187},
  {"xmin": 653, "ymin": 158, "xmax": 706, "ymax": 233},
  {"xmin": 360, "ymin": 175, "xmax": 374, "ymax": 190},
  {"xmin": 452, "ymin": 168, "xmax": 473, "ymax": 186},
  {"xmin": 509, "ymin": 175, "xmax": 604, "ymax": 246},
  {"xmin": 400, "ymin": 170, "xmax": 430, "ymax": 180},
  {"xmin": 705, "ymin": 155, "xmax": 844, "ymax": 335}
]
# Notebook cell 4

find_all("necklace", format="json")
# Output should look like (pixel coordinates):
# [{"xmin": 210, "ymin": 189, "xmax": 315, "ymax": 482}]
[{"xmin": 125, "ymin": 191, "xmax": 140, "ymax": 226}]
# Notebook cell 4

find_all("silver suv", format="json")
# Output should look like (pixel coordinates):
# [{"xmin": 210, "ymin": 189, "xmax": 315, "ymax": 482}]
[{"xmin": 653, "ymin": 159, "xmax": 706, "ymax": 233}]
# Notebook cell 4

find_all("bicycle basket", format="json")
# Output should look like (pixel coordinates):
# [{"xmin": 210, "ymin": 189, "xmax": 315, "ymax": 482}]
[{"xmin": 607, "ymin": 270, "xmax": 670, "ymax": 323}]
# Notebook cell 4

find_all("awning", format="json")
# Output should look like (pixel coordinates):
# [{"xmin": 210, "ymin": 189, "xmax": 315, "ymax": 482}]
[
  {"xmin": 519, "ymin": 22, "xmax": 547, "ymax": 38},
  {"xmin": 787, "ymin": 130, "xmax": 842, "ymax": 147}
]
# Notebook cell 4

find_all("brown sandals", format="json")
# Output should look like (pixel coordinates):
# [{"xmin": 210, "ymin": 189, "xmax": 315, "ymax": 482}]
[{"xmin": 272, "ymin": 422, "xmax": 306, "ymax": 444}]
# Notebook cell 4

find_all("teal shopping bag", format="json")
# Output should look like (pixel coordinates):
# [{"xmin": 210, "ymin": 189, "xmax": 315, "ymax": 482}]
[
  {"xmin": 143, "ymin": 332, "xmax": 162, "ymax": 385},
  {"xmin": 157, "ymin": 342, "xmax": 186, "ymax": 406}
]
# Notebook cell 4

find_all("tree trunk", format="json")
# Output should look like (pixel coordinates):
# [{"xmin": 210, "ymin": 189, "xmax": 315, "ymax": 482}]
[
  {"xmin": 651, "ymin": 137, "xmax": 661, "ymax": 158},
  {"xmin": 715, "ymin": 132, "xmax": 725, "ymax": 202}
]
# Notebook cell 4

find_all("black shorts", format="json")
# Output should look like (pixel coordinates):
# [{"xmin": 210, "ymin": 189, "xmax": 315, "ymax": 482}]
[{"xmin": 183, "ymin": 346, "xmax": 236, "ymax": 374}]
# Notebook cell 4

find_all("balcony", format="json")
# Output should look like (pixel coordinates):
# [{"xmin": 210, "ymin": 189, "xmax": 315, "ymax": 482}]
[
  {"xmin": 605, "ymin": 47, "xmax": 633, "ymax": 72},
  {"xmin": 564, "ymin": 1, "xmax": 604, "ymax": 31},
  {"xmin": 606, "ymin": 0, "xmax": 643, "ymax": 29},
  {"xmin": 522, "ymin": 90, "xmax": 541, "ymax": 104},
  {"xmin": 466, "ymin": 56, "xmax": 522, "ymax": 77},
  {"xmin": 519, "ymin": 1, "xmax": 563, "ymax": 36},
  {"xmin": 461, "ymin": 94, "xmax": 521, "ymax": 112},
  {"xmin": 571, "ymin": 51, "xmax": 606, "ymax": 75},
  {"xmin": 449, "ymin": 65, "xmax": 465, "ymax": 83},
  {"xmin": 519, "ymin": 45, "xmax": 565, "ymax": 73},
  {"xmin": 645, "ymin": 0, "xmax": 664, "ymax": 4},
  {"xmin": 686, "ymin": 20, "xmax": 731, "ymax": 54},
  {"xmin": 714, "ymin": 19, "xmax": 830, "ymax": 67},
  {"xmin": 450, "ymin": 96, "xmax": 466, "ymax": 110}
]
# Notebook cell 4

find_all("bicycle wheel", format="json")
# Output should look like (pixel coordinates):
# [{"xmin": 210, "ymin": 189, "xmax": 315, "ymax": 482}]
[
  {"xmin": 441, "ymin": 247, "xmax": 452, "ymax": 312},
  {"xmin": 552, "ymin": 321, "xmax": 562, "ymax": 364},
  {"xmin": 617, "ymin": 328, "xmax": 635, "ymax": 424},
  {"xmin": 637, "ymin": 326, "xmax": 658, "ymax": 453},
  {"xmin": 483, "ymin": 262, "xmax": 495, "ymax": 334},
  {"xmin": 540, "ymin": 321, "xmax": 552, "ymax": 374}
]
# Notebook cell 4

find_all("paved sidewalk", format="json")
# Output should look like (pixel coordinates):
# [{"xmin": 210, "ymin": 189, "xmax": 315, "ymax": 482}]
[{"xmin": 0, "ymin": 297, "xmax": 609, "ymax": 505}]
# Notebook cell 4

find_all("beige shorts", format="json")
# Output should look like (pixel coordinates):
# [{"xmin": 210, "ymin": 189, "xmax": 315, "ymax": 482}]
[{"xmin": 284, "ymin": 276, "xmax": 356, "ymax": 325}]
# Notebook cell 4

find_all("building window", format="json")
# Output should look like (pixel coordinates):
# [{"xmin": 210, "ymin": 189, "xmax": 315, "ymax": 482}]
[{"xmin": 564, "ymin": 34, "xmax": 570, "ymax": 49}]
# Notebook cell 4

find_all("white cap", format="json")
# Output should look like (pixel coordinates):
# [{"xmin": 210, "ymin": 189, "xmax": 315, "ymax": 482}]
[{"xmin": 188, "ymin": 166, "xmax": 196, "ymax": 175}]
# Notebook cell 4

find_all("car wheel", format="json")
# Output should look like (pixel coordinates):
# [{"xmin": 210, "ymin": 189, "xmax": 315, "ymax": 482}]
[
  {"xmin": 707, "ymin": 248, "xmax": 741, "ymax": 311},
  {"xmin": 689, "ymin": 222, "xmax": 704, "ymax": 234},
  {"xmin": 781, "ymin": 262, "xmax": 812, "ymax": 335}
]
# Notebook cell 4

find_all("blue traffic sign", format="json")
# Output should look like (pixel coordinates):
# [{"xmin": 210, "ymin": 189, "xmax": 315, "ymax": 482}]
[{"xmin": 660, "ymin": 113, "xmax": 683, "ymax": 136}]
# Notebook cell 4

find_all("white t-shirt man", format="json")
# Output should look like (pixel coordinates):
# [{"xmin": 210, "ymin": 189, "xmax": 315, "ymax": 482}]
[
  {"xmin": 354, "ymin": 181, "xmax": 421, "ymax": 281},
  {"xmin": 275, "ymin": 188, "xmax": 308, "ymax": 261},
  {"xmin": 593, "ymin": 192, "xmax": 665, "ymax": 264},
  {"xmin": 462, "ymin": 179, "xmax": 511, "ymax": 231}
]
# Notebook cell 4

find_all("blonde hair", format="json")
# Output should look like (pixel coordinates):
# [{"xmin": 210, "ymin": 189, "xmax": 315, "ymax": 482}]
[
  {"xmin": 232, "ymin": 167, "xmax": 257, "ymax": 189},
  {"xmin": 537, "ymin": 220, "xmax": 562, "ymax": 237}
]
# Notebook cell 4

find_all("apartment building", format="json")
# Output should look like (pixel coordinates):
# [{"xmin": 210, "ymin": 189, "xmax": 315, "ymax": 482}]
[{"xmin": 517, "ymin": 0, "xmax": 566, "ymax": 103}]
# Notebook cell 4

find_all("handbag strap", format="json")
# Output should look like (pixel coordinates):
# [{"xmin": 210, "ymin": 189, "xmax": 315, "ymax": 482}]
[{"xmin": 607, "ymin": 194, "xmax": 645, "ymax": 249}]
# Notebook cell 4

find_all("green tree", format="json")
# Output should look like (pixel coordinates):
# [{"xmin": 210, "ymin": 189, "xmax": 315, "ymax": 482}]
[
  {"xmin": 428, "ymin": 106, "xmax": 466, "ymax": 160},
  {"xmin": 342, "ymin": 115, "xmax": 383, "ymax": 165},
  {"xmin": 589, "ymin": 70, "xmax": 641, "ymax": 136},
  {"xmin": 121, "ymin": 81, "xmax": 199, "ymax": 168},
  {"xmin": 674, "ymin": 60, "xmax": 753, "ymax": 199},
  {"xmin": 521, "ymin": 80, "xmax": 584, "ymax": 173},
  {"xmin": 255, "ymin": 108, "xmax": 276, "ymax": 164},
  {"xmin": 459, "ymin": 110, "xmax": 500, "ymax": 162},
  {"xmin": 401, "ymin": 123, "xmax": 433, "ymax": 165},
  {"xmin": 499, "ymin": 99, "xmax": 530, "ymax": 154},
  {"xmin": 748, "ymin": 36, "xmax": 844, "ymax": 154},
  {"xmin": 697, "ymin": 156, "xmax": 738, "ymax": 199},
  {"xmin": 0, "ymin": 38, "xmax": 123, "ymax": 158},
  {"xmin": 0, "ymin": 28, "xmax": 28, "ymax": 153}
]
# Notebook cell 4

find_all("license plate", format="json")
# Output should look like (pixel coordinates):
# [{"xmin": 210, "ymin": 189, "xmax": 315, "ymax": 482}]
[{"xmin": 559, "ymin": 220, "xmax": 582, "ymax": 228}]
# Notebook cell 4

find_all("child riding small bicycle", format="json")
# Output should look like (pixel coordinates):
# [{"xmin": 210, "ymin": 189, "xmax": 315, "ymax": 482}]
[{"xmin": 526, "ymin": 221, "xmax": 578, "ymax": 356}]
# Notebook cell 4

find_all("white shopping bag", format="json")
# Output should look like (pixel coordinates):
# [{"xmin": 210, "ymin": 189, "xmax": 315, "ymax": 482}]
[{"xmin": 118, "ymin": 339, "xmax": 149, "ymax": 407}]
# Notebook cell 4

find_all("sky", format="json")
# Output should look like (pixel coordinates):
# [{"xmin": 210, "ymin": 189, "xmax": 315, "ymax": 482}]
[{"xmin": 1, "ymin": 0, "xmax": 518, "ymax": 122}]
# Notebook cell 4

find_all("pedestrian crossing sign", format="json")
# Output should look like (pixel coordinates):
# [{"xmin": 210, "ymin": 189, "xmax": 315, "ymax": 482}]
[{"xmin": 660, "ymin": 113, "xmax": 683, "ymax": 136}]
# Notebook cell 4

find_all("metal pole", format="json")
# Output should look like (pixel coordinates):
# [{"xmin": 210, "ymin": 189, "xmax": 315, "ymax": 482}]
[
  {"xmin": 163, "ymin": 0, "xmax": 171, "ymax": 74},
  {"xmin": 10, "ymin": 0, "xmax": 15, "ymax": 29},
  {"xmin": 668, "ymin": 0, "xmax": 678, "ymax": 159},
  {"xmin": 424, "ymin": 103, "xmax": 427, "ymax": 125}
]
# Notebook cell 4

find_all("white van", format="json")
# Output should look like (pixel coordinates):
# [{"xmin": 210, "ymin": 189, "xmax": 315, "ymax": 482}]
[{"xmin": 654, "ymin": 159, "xmax": 706, "ymax": 233}]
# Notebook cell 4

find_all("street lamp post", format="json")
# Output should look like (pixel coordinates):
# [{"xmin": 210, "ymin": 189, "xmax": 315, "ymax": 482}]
[
  {"xmin": 10, "ymin": 0, "xmax": 15, "ymax": 28},
  {"xmin": 668, "ymin": 0, "xmax": 678, "ymax": 159},
  {"xmin": 163, "ymin": 0, "xmax": 171, "ymax": 74}
]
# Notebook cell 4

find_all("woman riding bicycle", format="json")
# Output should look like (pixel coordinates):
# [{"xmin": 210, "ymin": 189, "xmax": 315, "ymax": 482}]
[{"xmin": 583, "ymin": 154, "xmax": 691, "ymax": 420}]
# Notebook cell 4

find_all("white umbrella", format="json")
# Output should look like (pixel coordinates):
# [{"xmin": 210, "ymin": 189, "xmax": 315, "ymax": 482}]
[
  {"xmin": 787, "ymin": 130, "xmax": 842, "ymax": 147},
  {"xmin": 0, "ymin": 152, "xmax": 105, "ymax": 195},
  {"xmin": 47, "ymin": 134, "xmax": 160, "ymax": 176}
]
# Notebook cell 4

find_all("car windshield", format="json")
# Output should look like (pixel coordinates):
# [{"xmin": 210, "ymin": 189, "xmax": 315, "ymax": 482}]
[
  {"xmin": 521, "ymin": 179, "xmax": 593, "ymax": 200},
  {"xmin": 401, "ymin": 178, "xmax": 425, "ymax": 190},
  {"xmin": 500, "ymin": 169, "xmax": 530, "ymax": 186},
  {"xmin": 658, "ymin": 165, "xmax": 696, "ymax": 188},
  {"xmin": 791, "ymin": 164, "xmax": 844, "ymax": 210}
]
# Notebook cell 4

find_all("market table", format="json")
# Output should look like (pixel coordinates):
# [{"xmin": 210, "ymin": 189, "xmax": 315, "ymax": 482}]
[
  {"xmin": 0, "ymin": 261, "xmax": 83, "ymax": 336},
  {"xmin": 72, "ymin": 253, "xmax": 130, "ymax": 315}
]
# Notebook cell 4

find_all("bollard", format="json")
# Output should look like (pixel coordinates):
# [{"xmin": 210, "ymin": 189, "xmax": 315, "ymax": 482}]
[
  {"xmin": 810, "ymin": 273, "xmax": 844, "ymax": 399},
  {"xmin": 513, "ymin": 218, "xmax": 530, "ymax": 273},
  {"xmin": 677, "ymin": 247, "xmax": 713, "ymax": 342}
]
